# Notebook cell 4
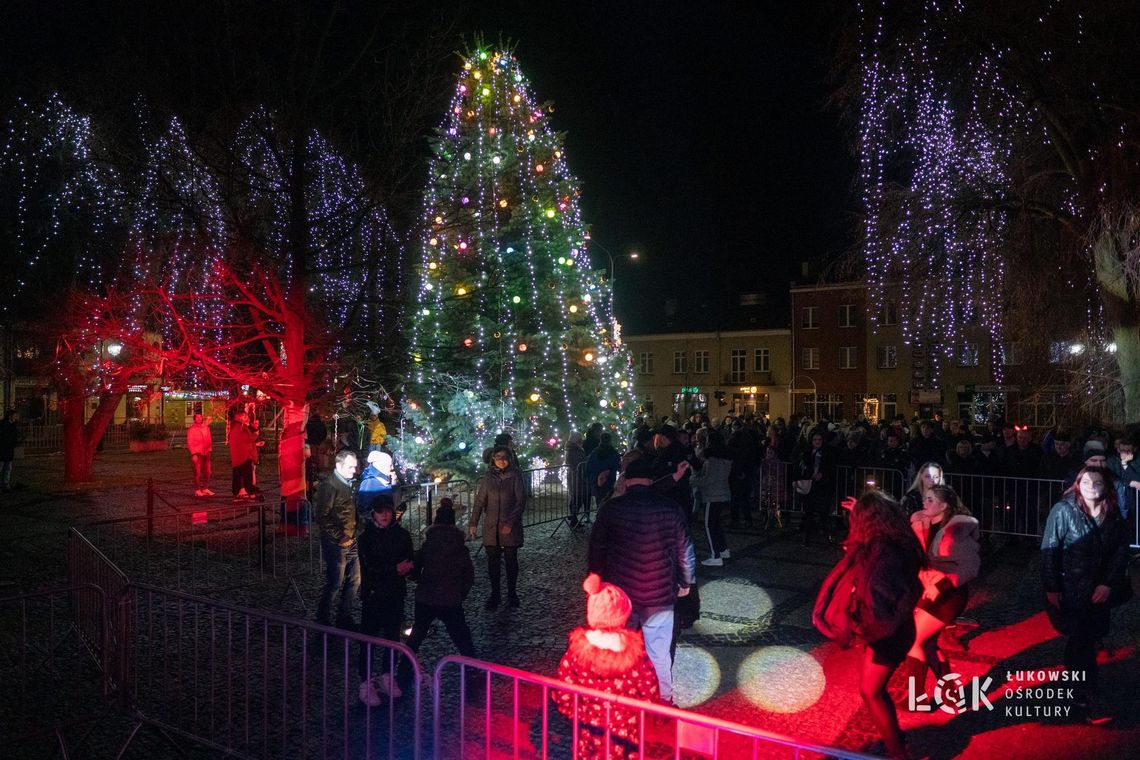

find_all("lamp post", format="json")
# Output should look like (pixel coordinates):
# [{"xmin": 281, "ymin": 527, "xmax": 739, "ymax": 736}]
[{"xmin": 589, "ymin": 242, "xmax": 641, "ymax": 316}]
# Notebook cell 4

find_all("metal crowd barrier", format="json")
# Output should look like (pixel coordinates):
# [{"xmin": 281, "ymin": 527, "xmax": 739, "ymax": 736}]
[
  {"xmin": 0, "ymin": 584, "xmax": 116, "ymax": 757},
  {"xmin": 432, "ymin": 655, "xmax": 878, "ymax": 760},
  {"xmin": 121, "ymin": 583, "xmax": 424, "ymax": 760},
  {"xmin": 57, "ymin": 524, "xmax": 893, "ymax": 760},
  {"xmin": 944, "ymin": 472, "xmax": 1066, "ymax": 538}
]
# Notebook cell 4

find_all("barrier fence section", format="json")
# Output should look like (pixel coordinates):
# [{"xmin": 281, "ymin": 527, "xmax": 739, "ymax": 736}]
[
  {"xmin": 759, "ymin": 460, "xmax": 1068, "ymax": 539},
  {"xmin": 0, "ymin": 584, "xmax": 115, "ymax": 756},
  {"xmin": 944, "ymin": 472, "xmax": 1066, "ymax": 538},
  {"xmin": 66, "ymin": 528, "xmax": 131, "ymax": 700},
  {"xmin": 432, "ymin": 655, "xmax": 879, "ymax": 760},
  {"xmin": 121, "ymin": 583, "xmax": 425, "ymax": 760}
]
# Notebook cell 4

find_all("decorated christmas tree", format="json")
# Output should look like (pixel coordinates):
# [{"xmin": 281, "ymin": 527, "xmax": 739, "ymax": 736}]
[{"xmin": 404, "ymin": 46, "xmax": 636, "ymax": 479}]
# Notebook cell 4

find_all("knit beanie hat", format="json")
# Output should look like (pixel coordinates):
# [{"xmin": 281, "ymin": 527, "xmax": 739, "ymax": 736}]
[
  {"xmin": 1083, "ymin": 439, "xmax": 1106, "ymax": 458},
  {"xmin": 583, "ymin": 573, "xmax": 632, "ymax": 630}
]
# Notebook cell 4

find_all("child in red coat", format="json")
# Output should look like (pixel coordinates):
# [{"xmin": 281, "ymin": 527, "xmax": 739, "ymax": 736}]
[{"xmin": 553, "ymin": 573, "xmax": 660, "ymax": 759}]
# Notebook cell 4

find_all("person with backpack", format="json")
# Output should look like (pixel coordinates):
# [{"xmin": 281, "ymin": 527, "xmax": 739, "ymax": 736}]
[
  {"xmin": 901, "ymin": 484, "xmax": 980, "ymax": 691},
  {"xmin": 813, "ymin": 491, "xmax": 924, "ymax": 759}
]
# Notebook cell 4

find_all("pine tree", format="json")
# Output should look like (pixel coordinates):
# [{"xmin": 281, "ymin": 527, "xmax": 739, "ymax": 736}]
[{"xmin": 405, "ymin": 46, "xmax": 636, "ymax": 479}]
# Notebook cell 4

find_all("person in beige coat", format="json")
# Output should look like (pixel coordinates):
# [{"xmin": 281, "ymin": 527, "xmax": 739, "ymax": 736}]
[{"xmin": 469, "ymin": 446, "xmax": 526, "ymax": 609}]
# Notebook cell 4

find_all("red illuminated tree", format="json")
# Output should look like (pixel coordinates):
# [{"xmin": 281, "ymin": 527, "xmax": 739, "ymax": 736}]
[
  {"xmin": 156, "ymin": 255, "xmax": 331, "ymax": 510},
  {"xmin": 51, "ymin": 286, "xmax": 181, "ymax": 483}
]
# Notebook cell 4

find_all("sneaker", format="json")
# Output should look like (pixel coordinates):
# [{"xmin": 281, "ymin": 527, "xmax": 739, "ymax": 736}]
[
  {"xmin": 701, "ymin": 557, "xmax": 724, "ymax": 567},
  {"xmin": 236, "ymin": 488, "xmax": 249, "ymax": 498},
  {"xmin": 359, "ymin": 680, "xmax": 381, "ymax": 707},
  {"xmin": 508, "ymin": 594, "xmax": 521, "ymax": 608},
  {"xmin": 202, "ymin": 488, "xmax": 215, "ymax": 496},
  {"xmin": 720, "ymin": 549, "xmax": 731, "ymax": 559},
  {"xmin": 195, "ymin": 489, "xmax": 205, "ymax": 497},
  {"xmin": 484, "ymin": 594, "xmax": 501, "ymax": 610},
  {"xmin": 378, "ymin": 672, "xmax": 402, "ymax": 699}
]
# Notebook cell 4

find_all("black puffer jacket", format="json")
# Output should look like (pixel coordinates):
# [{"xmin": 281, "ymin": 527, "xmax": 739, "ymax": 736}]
[
  {"xmin": 587, "ymin": 485, "xmax": 697, "ymax": 612},
  {"xmin": 471, "ymin": 466, "xmax": 526, "ymax": 547},
  {"xmin": 359, "ymin": 521, "xmax": 414, "ymax": 601},
  {"xmin": 1041, "ymin": 495, "xmax": 1130, "ymax": 618},
  {"xmin": 412, "ymin": 524, "xmax": 475, "ymax": 608}
]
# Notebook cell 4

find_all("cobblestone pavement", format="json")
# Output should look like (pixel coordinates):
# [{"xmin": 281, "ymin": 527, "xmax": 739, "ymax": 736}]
[{"xmin": 2, "ymin": 448, "xmax": 1139, "ymax": 759}]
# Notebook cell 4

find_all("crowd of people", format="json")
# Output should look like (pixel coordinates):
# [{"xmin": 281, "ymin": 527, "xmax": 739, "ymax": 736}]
[{"xmin": 279, "ymin": 404, "xmax": 1137, "ymax": 757}]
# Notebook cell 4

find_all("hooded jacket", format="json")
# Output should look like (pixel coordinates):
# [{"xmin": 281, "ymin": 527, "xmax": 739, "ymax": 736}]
[
  {"xmin": 471, "ymin": 466, "xmax": 527, "ymax": 547},
  {"xmin": 690, "ymin": 455, "xmax": 731, "ymax": 503},
  {"xmin": 357, "ymin": 461, "xmax": 396, "ymax": 517},
  {"xmin": 412, "ymin": 523, "xmax": 474, "ymax": 607}
]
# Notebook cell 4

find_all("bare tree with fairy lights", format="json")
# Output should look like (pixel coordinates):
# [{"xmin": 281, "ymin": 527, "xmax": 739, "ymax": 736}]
[{"xmin": 839, "ymin": 1, "xmax": 1140, "ymax": 421}]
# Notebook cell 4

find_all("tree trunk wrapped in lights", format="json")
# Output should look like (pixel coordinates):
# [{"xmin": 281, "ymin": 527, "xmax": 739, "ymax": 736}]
[{"xmin": 405, "ymin": 46, "xmax": 637, "ymax": 480}]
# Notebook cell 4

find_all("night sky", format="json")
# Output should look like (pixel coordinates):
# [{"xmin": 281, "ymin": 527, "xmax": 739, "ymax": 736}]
[
  {"xmin": 1, "ymin": 1, "xmax": 855, "ymax": 334},
  {"xmin": 459, "ymin": 1, "xmax": 856, "ymax": 332}
]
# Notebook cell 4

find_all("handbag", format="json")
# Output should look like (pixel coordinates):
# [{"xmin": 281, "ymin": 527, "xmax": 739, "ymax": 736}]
[{"xmin": 794, "ymin": 479, "xmax": 812, "ymax": 495}]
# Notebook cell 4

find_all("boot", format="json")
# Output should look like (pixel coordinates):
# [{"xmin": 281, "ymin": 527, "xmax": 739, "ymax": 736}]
[
  {"xmin": 901, "ymin": 656, "xmax": 928, "ymax": 693},
  {"xmin": 930, "ymin": 649, "xmax": 951, "ymax": 681}
]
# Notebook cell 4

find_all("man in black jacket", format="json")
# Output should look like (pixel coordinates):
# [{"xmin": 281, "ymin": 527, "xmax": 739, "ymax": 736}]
[
  {"xmin": 315, "ymin": 449, "xmax": 360, "ymax": 629},
  {"xmin": 357, "ymin": 497, "xmax": 414, "ymax": 706},
  {"xmin": 651, "ymin": 426, "xmax": 693, "ymax": 518},
  {"xmin": 588, "ymin": 458, "xmax": 697, "ymax": 705}
]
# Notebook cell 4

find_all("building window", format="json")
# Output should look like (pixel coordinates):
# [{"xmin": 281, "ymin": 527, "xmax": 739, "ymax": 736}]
[
  {"xmin": 877, "ymin": 345, "xmax": 898, "ymax": 369},
  {"xmin": 882, "ymin": 393, "xmax": 898, "ymax": 421},
  {"xmin": 733, "ymin": 392, "xmax": 770, "ymax": 416},
  {"xmin": 801, "ymin": 306, "xmax": 819, "ymax": 329},
  {"xmin": 642, "ymin": 394, "xmax": 655, "ymax": 415},
  {"xmin": 838, "ymin": 303, "xmax": 856, "ymax": 328},
  {"xmin": 1001, "ymin": 341, "xmax": 1022, "ymax": 366},
  {"xmin": 839, "ymin": 346, "xmax": 857, "ymax": 370},
  {"xmin": 730, "ymin": 349, "xmax": 747, "ymax": 383},
  {"xmin": 1018, "ymin": 391, "xmax": 1068, "ymax": 427},
  {"xmin": 803, "ymin": 392, "xmax": 844, "ymax": 421},
  {"xmin": 1049, "ymin": 341, "xmax": 1085, "ymax": 364},
  {"xmin": 754, "ymin": 348, "xmax": 770, "ymax": 373},
  {"xmin": 639, "ymin": 352, "xmax": 654, "ymax": 374},
  {"xmin": 802, "ymin": 347, "xmax": 819, "ymax": 371},
  {"xmin": 694, "ymin": 350, "xmax": 709, "ymax": 374},
  {"xmin": 880, "ymin": 301, "xmax": 899, "ymax": 326},
  {"xmin": 673, "ymin": 351, "xmax": 687, "ymax": 374},
  {"xmin": 956, "ymin": 342, "xmax": 980, "ymax": 367}
]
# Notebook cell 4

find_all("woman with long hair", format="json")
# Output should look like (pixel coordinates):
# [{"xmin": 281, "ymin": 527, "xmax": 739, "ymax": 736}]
[
  {"xmin": 469, "ymin": 446, "xmax": 527, "ymax": 609},
  {"xmin": 1042, "ymin": 466, "xmax": 1131, "ymax": 723},
  {"xmin": 840, "ymin": 491, "xmax": 925, "ymax": 759},
  {"xmin": 902, "ymin": 484, "xmax": 980, "ymax": 688},
  {"xmin": 901, "ymin": 461, "xmax": 945, "ymax": 515}
]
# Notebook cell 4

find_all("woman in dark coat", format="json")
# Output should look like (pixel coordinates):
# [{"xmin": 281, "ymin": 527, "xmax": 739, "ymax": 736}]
[
  {"xmin": 1042, "ymin": 466, "xmax": 1131, "ymax": 723},
  {"xmin": 796, "ymin": 431, "xmax": 836, "ymax": 546},
  {"xmin": 469, "ymin": 446, "xmax": 527, "ymax": 609}
]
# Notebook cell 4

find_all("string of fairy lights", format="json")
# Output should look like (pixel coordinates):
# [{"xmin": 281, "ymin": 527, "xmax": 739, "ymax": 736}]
[
  {"xmin": 407, "ymin": 47, "xmax": 636, "ymax": 473},
  {"xmin": 858, "ymin": 0, "xmax": 1022, "ymax": 387},
  {"xmin": 1, "ymin": 98, "xmax": 401, "ymax": 389}
]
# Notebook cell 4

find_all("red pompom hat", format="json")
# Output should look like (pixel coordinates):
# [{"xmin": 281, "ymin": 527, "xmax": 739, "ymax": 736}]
[{"xmin": 582, "ymin": 573, "xmax": 632, "ymax": 630}]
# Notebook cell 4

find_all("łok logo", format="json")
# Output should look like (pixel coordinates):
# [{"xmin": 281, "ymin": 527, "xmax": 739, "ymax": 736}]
[{"xmin": 908, "ymin": 673, "xmax": 994, "ymax": 714}]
